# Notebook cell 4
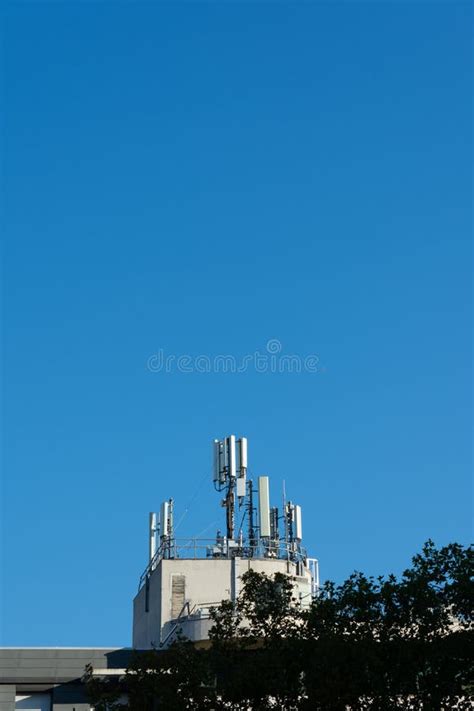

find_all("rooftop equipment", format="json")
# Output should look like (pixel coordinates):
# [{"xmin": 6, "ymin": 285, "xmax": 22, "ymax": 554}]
[
  {"xmin": 139, "ymin": 434, "xmax": 315, "ymax": 591},
  {"xmin": 134, "ymin": 434, "xmax": 319, "ymax": 651},
  {"xmin": 149, "ymin": 512, "xmax": 158, "ymax": 563},
  {"xmin": 294, "ymin": 504, "xmax": 303, "ymax": 542},
  {"xmin": 258, "ymin": 475, "xmax": 271, "ymax": 538}
]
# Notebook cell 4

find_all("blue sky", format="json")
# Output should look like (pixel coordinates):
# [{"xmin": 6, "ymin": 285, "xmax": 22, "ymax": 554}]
[{"xmin": 2, "ymin": 2, "xmax": 471, "ymax": 647}]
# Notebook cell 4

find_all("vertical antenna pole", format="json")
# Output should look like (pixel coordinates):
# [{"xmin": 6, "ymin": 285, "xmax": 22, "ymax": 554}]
[
  {"xmin": 168, "ymin": 498, "xmax": 174, "ymax": 558},
  {"xmin": 226, "ymin": 480, "xmax": 235, "ymax": 541},
  {"xmin": 225, "ymin": 436, "xmax": 236, "ymax": 541},
  {"xmin": 283, "ymin": 480, "xmax": 289, "ymax": 561},
  {"xmin": 248, "ymin": 479, "xmax": 255, "ymax": 554},
  {"xmin": 149, "ymin": 512, "xmax": 157, "ymax": 563}
]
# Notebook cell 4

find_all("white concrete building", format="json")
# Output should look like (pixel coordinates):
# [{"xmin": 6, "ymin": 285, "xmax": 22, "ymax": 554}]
[
  {"xmin": 133, "ymin": 555, "xmax": 314, "ymax": 648},
  {"xmin": 133, "ymin": 434, "xmax": 318, "ymax": 648}
]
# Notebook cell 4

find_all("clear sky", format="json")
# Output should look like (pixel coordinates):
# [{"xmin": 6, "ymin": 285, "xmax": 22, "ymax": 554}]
[{"xmin": 2, "ymin": 1, "xmax": 471, "ymax": 647}]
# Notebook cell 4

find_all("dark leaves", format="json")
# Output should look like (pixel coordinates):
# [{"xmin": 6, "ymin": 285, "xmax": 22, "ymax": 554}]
[{"xmin": 85, "ymin": 541, "xmax": 474, "ymax": 710}]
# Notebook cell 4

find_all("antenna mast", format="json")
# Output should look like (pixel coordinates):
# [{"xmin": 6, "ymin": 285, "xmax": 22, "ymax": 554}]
[
  {"xmin": 213, "ymin": 435, "xmax": 247, "ymax": 542},
  {"xmin": 247, "ymin": 479, "xmax": 256, "ymax": 554}
]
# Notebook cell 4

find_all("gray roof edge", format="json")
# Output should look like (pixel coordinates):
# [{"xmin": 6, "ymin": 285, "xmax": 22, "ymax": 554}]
[{"xmin": 0, "ymin": 647, "xmax": 131, "ymax": 651}]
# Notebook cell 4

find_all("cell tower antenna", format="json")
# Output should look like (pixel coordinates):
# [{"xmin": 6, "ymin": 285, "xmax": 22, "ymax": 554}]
[
  {"xmin": 225, "ymin": 479, "xmax": 235, "ymax": 540},
  {"xmin": 247, "ymin": 479, "xmax": 256, "ymax": 553},
  {"xmin": 283, "ymin": 479, "xmax": 289, "ymax": 561},
  {"xmin": 258, "ymin": 476, "xmax": 271, "ymax": 539},
  {"xmin": 149, "ymin": 512, "xmax": 158, "ymax": 564},
  {"xmin": 134, "ymin": 433, "xmax": 318, "ymax": 651},
  {"xmin": 213, "ymin": 435, "xmax": 246, "ymax": 542},
  {"xmin": 159, "ymin": 498, "xmax": 174, "ymax": 558},
  {"xmin": 225, "ymin": 436, "xmax": 236, "ymax": 539}
]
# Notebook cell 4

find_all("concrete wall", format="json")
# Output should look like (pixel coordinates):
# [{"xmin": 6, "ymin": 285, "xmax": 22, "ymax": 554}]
[
  {"xmin": 133, "ymin": 557, "xmax": 235, "ymax": 648},
  {"xmin": 0, "ymin": 648, "xmax": 130, "ymax": 685},
  {"xmin": 0, "ymin": 648, "xmax": 131, "ymax": 711},
  {"xmin": 132, "ymin": 563, "xmax": 163, "ymax": 649},
  {"xmin": 0, "ymin": 686, "xmax": 15, "ymax": 711},
  {"xmin": 133, "ymin": 556, "xmax": 313, "ymax": 648}
]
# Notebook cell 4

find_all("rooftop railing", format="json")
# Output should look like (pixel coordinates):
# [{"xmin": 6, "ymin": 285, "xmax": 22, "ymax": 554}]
[{"xmin": 138, "ymin": 537, "xmax": 308, "ymax": 591}]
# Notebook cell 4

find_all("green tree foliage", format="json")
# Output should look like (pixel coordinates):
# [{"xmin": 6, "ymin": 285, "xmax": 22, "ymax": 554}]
[{"xmin": 84, "ymin": 541, "xmax": 473, "ymax": 710}]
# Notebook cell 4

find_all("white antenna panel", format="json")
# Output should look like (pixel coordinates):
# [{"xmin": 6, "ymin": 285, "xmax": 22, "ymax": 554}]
[
  {"xmin": 236, "ymin": 474, "xmax": 246, "ymax": 498},
  {"xmin": 213, "ymin": 439, "xmax": 226, "ymax": 484},
  {"xmin": 160, "ymin": 501, "xmax": 169, "ymax": 538},
  {"xmin": 258, "ymin": 476, "xmax": 271, "ymax": 538},
  {"xmin": 294, "ymin": 504, "xmax": 302, "ymax": 541},
  {"xmin": 219, "ymin": 441, "xmax": 226, "ymax": 483},
  {"xmin": 223, "ymin": 436, "xmax": 229, "ymax": 473},
  {"xmin": 228, "ymin": 435, "xmax": 236, "ymax": 478},
  {"xmin": 168, "ymin": 499, "xmax": 174, "ymax": 533},
  {"xmin": 213, "ymin": 439, "xmax": 220, "ymax": 482},
  {"xmin": 239, "ymin": 437, "xmax": 248, "ymax": 471},
  {"xmin": 149, "ymin": 512, "xmax": 157, "ymax": 561}
]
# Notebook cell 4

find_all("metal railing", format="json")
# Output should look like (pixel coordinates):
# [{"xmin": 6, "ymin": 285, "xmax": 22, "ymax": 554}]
[
  {"xmin": 159, "ymin": 600, "xmax": 222, "ymax": 647},
  {"xmin": 138, "ymin": 537, "xmax": 308, "ymax": 591}
]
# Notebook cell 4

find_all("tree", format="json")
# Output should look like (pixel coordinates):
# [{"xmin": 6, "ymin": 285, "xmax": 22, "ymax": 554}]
[
  {"xmin": 85, "ymin": 541, "xmax": 473, "ymax": 710},
  {"xmin": 300, "ymin": 541, "xmax": 473, "ymax": 709},
  {"xmin": 84, "ymin": 642, "xmax": 217, "ymax": 711}
]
